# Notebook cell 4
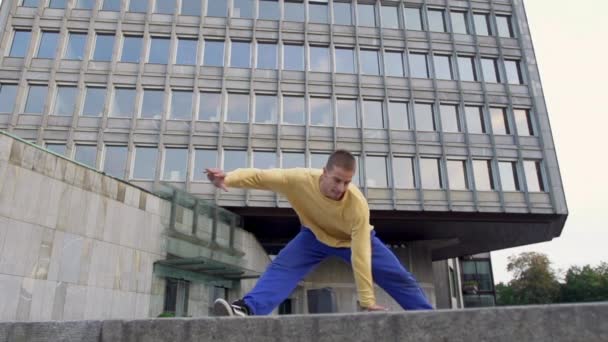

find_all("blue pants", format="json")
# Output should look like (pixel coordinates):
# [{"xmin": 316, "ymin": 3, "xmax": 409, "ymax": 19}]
[{"xmin": 243, "ymin": 227, "xmax": 433, "ymax": 315}]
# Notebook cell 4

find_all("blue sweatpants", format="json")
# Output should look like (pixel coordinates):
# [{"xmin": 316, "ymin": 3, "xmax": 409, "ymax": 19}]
[{"xmin": 243, "ymin": 227, "xmax": 433, "ymax": 315}]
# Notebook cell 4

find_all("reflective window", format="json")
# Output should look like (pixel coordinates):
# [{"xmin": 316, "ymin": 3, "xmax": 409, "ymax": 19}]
[
  {"xmin": 457, "ymin": 56, "xmax": 477, "ymax": 81},
  {"xmin": 427, "ymin": 9, "xmax": 446, "ymax": 32},
  {"xmin": 524, "ymin": 160, "xmax": 544, "ymax": 192},
  {"xmin": 233, "ymin": 0, "xmax": 254, "ymax": 18},
  {"xmin": 198, "ymin": 92, "xmax": 221, "ymax": 121},
  {"xmin": 284, "ymin": 1, "xmax": 304, "ymax": 22},
  {"xmin": 310, "ymin": 153, "xmax": 329, "ymax": 169},
  {"xmin": 282, "ymin": 96, "xmax": 305, "ymax": 125},
  {"xmin": 25, "ymin": 85, "xmax": 48, "ymax": 114},
  {"xmin": 309, "ymin": 2, "xmax": 329, "ymax": 23},
  {"xmin": 404, "ymin": 7, "xmax": 422, "ymax": 30},
  {"xmin": 0, "ymin": 84, "xmax": 17, "ymax": 113},
  {"xmin": 171, "ymin": 91, "xmax": 193, "ymax": 120},
  {"xmin": 93, "ymin": 33, "xmax": 115, "ymax": 61},
  {"xmin": 103, "ymin": 146, "xmax": 128, "ymax": 179},
  {"xmin": 473, "ymin": 160, "xmax": 493, "ymax": 190},
  {"xmin": 440, "ymin": 104, "xmax": 460, "ymax": 133},
  {"xmin": 193, "ymin": 149, "xmax": 217, "ymax": 181},
  {"xmin": 141, "ymin": 89, "xmax": 165, "ymax": 119},
  {"xmin": 37, "ymin": 31, "xmax": 59, "ymax": 59},
  {"xmin": 230, "ymin": 41, "xmax": 251, "ymax": 68},
  {"xmin": 333, "ymin": 2, "xmax": 352, "ymax": 25},
  {"xmin": 53, "ymin": 86, "xmax": 78, "ymax": 116},
  {"xmin": 253, "ymin": 151, "xmax": 277, "ymax": 169},
  {"xmin": 388, "ymin": 101, "xmax": 408, "ymax": 130},
  {"xmin": 49, "ymin": 0, "xmax": 66, "ymax": 9},
  {"xmin": 384, "ymin": 51, "xmax": 405, "ymax": 77},
  {"xmin": 282, "ymin": 152, "xmax": 305, "ymax": 168},
  {"xmin": 283, "ymin": 44, "xmax": 304, "ymax": 71},
  {"xmin": 176, "ymin": 38, "xmax": 198, "ymax": 65},
  {"xmin": 465, "ymin": 106, "xmax": 485, "ymax": 134},
  {"xmin": 514, "ymin": 109, "xmax": 534, "ymax": 136},
  {"xmin": 227, "ymin": 93, "xmax": 250, "ymax": 122},
  {"xmin": 46, "ymin": 143, "xmax": 66, "ymax": 155},
  {"xmin": 450, "ymin": 11, "xmax": 468, "ymax": 34},
  {"xmin": 102, "ymin": 0, "xmax": 121, "ymax": 11},
  {"xmin": 133, "ymin": 146, "xmax": 158, "ymax": 180},
  {"xmin": 365, "ymin": 156, "xmax": 388, "ymax": 188},
  {"xmin": 505, "ymin": 60, "xmax": 523, "ymax": 85},
  {"xmin": 111, "ymin": 88, "xmax": 136, "ymax": 118},
  {"xmin": 474, "ymin": 13, "xmax": 491, "ymax": 36},
  {"xmin": 22, "ymin": 0, "xmax": 40, "ymax": 8},
  {"xmin": 393, "ymin": 157, "xmax": 414, "ymax": 188},
  {"xmin": 310, "ymin": 97, "xmax": 332, "ymax": 126},
  {"xmin": 309, "ymin": 46, "xmax": 330, "ymax": 72},
  {"xmin": 181, "ymin": 0, "xmax": 201, "ymax": 16},
  {"xmin": 203, "ymin": 40, "xmax": 225, "ymax": 66},
  {"xmin": 337, "ymin": 98, "xmax": 358, "ymax": 128},
  {"xmin": 414, "ymin": 103, "xmax": 435, "ymax": 131},
  {"xmin": 65, "ymin": 32, "xmax": 87, "ymax": 60},
  {"xmin": 163, "ymin": 148, "xmax": 188, "ymax": 181},
  {"xmin": 10, "ymin": 30, "xmax": 32, "ymax": 57},
  {"xmin": 129, "ymin": 0, "xmax": 147, "ymax": 12},
  {"xmin": 490, "ymin": 107, "xmax": 509, "ymax": 135},
  {"xmin": 82, "ymin": 87, "xmax": 106, "ymax": 117},
  {"xmin": 257, "ymin": 43, "xmax": 277, "ymax": 69},
  {"xmin": 335, "ymin": 48, "xmax": 355, "ymax": 73},
  {"xmin": 447, "ymin": 160, "xmax": 467, "ymax": 190},
  {"xmin": 363, "ymin": 100, "xmax": 384, "ymax": 129},
  {"xmin": 433, "ymin": 55, "xmax": 453, "ymax": 80},
  {"xmin": 496, "ymin": 15, "xmax": 514, "ymax": 38},
  {"xmin": 224, "ymin": 150, "xmax": 248, "ymax": 171},
  {"xmin": 360, "ymin": 50, "xmax": 380, "ymax": 75},
  {"xmin": 74, "ymin": 145, "xmax": 97, "ymax": 168},
  {"xmin": 155, "ymin": 0, "xmax": 175, "ymax": 14},
  {"xmin": 420, "ymin": 158, "xmax": 442, "ymax": 189},
  {"xmin": 381, "ymin": 5, "xmax": 399, "ymax": 29},
  {"xmin": 121, "ymin": 36, "xmax": 143, "ymax": 63},
  {"xmin": 358, "ymin": 4, "xmax": 376, "ymax": 27},
  {"xmin": 259, "ymin": 0, "xmax": 279, "ymax": 20},
  {"xmin": 149, "ymin": 37, "xmax": 170, "ymax": 64},
  {"xmin": 409, "ymin": 52, "xmax": 429, "ymax": 78},
  {"xmin": 498, "ymin": 161, "xmax": 519, "ymax": 191},
  {"xmin": 207, "ymin": 0, "xmax": 227, "ymax": 17},
  {"xmin": 255, "ymin": 95, "xmax": 278, "ymax": 124},
  {"xmin": 481, "ymin": 58, "xmax": 500, "ymax": 83}
]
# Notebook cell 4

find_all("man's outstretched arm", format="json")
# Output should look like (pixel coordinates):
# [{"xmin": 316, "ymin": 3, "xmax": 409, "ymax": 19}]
[{"xmin": 205, "ymin": 168, "xmax": 290, "ymax": 193}]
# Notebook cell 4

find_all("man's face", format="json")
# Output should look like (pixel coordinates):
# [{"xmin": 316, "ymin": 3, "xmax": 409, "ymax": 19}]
[{"xmin": 320, "ymin": 166, "xmax": 354, "ymax": 200}]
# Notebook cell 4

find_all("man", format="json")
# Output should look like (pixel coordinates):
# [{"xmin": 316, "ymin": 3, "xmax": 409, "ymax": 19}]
[{"xmin": 206, "ymin": 150, "xmax": 433, "ymax": 316}]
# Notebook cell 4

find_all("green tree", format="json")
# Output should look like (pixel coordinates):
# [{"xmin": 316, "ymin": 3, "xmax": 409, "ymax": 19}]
[
  {"xmin": 497, "ymin": 252, "xmax": 560, "ymax": 305},
  {"xmin": 560, "ymin": 262, "xmax": 608, "ymax": 303}
]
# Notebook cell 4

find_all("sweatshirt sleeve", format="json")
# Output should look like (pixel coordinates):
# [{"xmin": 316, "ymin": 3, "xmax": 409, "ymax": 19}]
[
  {"xmin": 350, "ymin": 201, "xmax": 376, "ymax": 308},
  {"xmin": 224, "ymin": 168, "xmax": 291, "ymax": 193}
]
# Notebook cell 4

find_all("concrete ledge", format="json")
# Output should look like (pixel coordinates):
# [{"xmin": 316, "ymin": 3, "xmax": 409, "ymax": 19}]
[{"xmin": 1, "ymin": 303, "xmax": 607, "ymax": 342}]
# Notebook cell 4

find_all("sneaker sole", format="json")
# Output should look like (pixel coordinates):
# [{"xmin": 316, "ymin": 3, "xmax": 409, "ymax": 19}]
[{"xmin": 213, "ymin": 298, "xmax": 233, "ymax": 317}]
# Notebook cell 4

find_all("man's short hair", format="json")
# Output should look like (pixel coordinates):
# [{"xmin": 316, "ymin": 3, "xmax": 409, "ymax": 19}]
[{"xmin": 326, "ymin": 150, "xmax": 356, "ymax": 171}]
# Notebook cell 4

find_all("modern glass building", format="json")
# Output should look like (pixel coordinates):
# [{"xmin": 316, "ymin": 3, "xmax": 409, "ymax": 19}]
[{"xmin": 0, "ymin": 0, "xmax": 567, "ymax": 312}]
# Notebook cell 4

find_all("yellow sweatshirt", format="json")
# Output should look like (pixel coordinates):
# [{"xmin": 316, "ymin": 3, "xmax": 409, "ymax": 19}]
[{"xmin": 224, "ymin": 168, "xmax": 376, "ymax": 307}]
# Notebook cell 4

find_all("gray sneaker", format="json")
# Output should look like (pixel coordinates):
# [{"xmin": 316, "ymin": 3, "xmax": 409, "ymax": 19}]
[{"xmin": 213, "ymin": 298, "xmax": 250, "ymax": 317}]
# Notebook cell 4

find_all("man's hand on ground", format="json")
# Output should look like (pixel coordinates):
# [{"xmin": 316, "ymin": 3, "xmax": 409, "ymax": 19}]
[
  {"xmin": 205, "ymin": 168, "xmax": 228, "ymax": 191},
  {"xmin": 362, "ymin": 304, "xmax": 389, "ymax": 312}
]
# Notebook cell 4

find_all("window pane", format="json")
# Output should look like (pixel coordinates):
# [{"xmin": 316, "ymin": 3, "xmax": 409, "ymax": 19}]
[
  {"xmin": 284, "ymin": 1, "xmax": 304, "ymax": 22},
  {"xmin": 181, "ymin": 0, "xmax": 201, "ymax": 16},
  {"xmin": 22, "ymin": 0, "xmax": 40, "ymax": 8},
  {"xmin": 310, "ymin": 153, "xmax": 329, "ymax": 169},
  {"xmin": 505, "ymin": 60, "xmax": 523, "ymax": 85},
  {"xmin": 514, "ymin": 109, "xmax": 534, "ymax": 136},
  {"xmin": 198, "ymin": 92, "xmax": 221, "ymax": 121},
  {"xmin": 474, "ymin": 14, "xmax": 490, "ymax": 36},
  {"xmin": 524, "ymin": 160, "xmax": 544, "ymax": 192},
  {"xmin": 171, "ymin": 91, "xmax": 193, "ymax": 120},
  {"xmin": 457, "ymin": 56, "xmax": 476, "ymax": 81},
  {"xmin": 93, "ymin": 34, "xmax": 115, "ymax": 61},
  {"xmin": 176, "ymin": 38, "xmax": 198, "ymax": 65},
  {"xmin": 74, "ymin": 145, "xmax": 97, "ymax": 168},
  {"xmin": 111, "ymin": 88, "xmax": 136, "ymax": 117},
  {"xmin": 447, "ymin": 160, "xmax": 467, "ymax": 190},
  {"xmin": 337, "ymin": 99, "xmax": 358, "ymax": 128},
  {"xmin": 149, "ymin": 37, "xmax": 170, "ymax": 64},
  {"xmin": 155, "ymin": 0, "xmax": 175, "ymax": 14},
  {"xmin": 409, "ymin": 53, "xmax": 429, "ymax": 78},
  {"xmin": 363, "ymin": 100, "xmax": 384, "ymax": 129},
  {"xmin": 465, "ymin": 106, "xmax": 485, "ymax": 133},
  {"xmin": 282, "ymin": 96, "xmax": 305, "ymax": 124},
  {"xmin": 440, "ymin": 105, "xmax": 460, "ymax": 132},
  {"xmin": 0, "ymin": 84, "xmax": 18, "ymax": 113},
  {"xmin": 310, "ymin": 97, "xmax": 332, "ymax": 126},
  {"xmin": 490, "ymin": 107, "xmax": 509, "ymax": 135},
  {"xmin": 121, "ymin": 36, "xmax": 142, "ymax": 63},
  {"xmin": 335, "ymin": 48, "xmax": 355, "ymax": 73},
  {"xmin": 360, "ymin": 50, "xmax": 380, "ymax": 75},
  {"xmin": 49, "ymin": 0, "xmax": 66, "ymax": 9},
  {"xmin": 309, "ymin": 3, "xmax": 328, "ymax": 23},
  {"xmin": 433, "ymin": 55, "xmax": 452, "ymax": 80},
  {"xmin": 203, "ymin": 40, "xmax": 224, "ymax": 66},
  {"xmin": 102, "ymin": 0, "xmax": 121, "ymax": 11},
  {"xmin": 283, "ymin": 45, "xmax": 304, "ymax": 71},
  {"xmin": 333, "ymin": 2, "xmax": 352, "ymax": 25},
  {"xmin": 309, "ymin": 46, "xmax": 330, "ymax": 72},
  {"xmin": 358, "ymin": 4, "xmax": 376, "ymax": 27},
  {"xmin": 404, "ymin": 7, "xmax": 422, "ymax": 30},
  {"xmin": 481, "ymin": 58, "xmax": 499, "ymax": 83},
  {"xmin": 427, "ymin": 9, "xmax": 445, "ymax": 32},
  {"xmin": 54, "ymin": 86, "xmax": 78, "ymax": 116},
  {"xmin": 227, "ymin": 93, "xmax": 249, "ymax": 122},
  {"xmin": 384, "ymin": 51, "xmax": 404, "ymax": 77},
  {"xmin": 498, "ymin": 161, "xmax": 519, "ymax": 191},
  {"xmin": 388, "ymin": 102, "xmax": 408, "ymax": 130},
  {"xmin": 451, "ymin": 11, "xmax": 468, "ymax": 34},
  {"xmin": 257, "ymin": 43, "xmax": 277, "ymax": 69},
  {"xmin": 496, "ymin": 15, "xmax": 514, "ymax": 38},
  {"xmin": 230, "ymin": 41, "xmax": 251, "ymax": 68},
  {"xmin": 259, "ymin": 0, "xmax": 279, "ymax": 20},
  {"xmin": 253, "ymin": 151, "xmax": 277, "ymax": 169},
  {"xmin": 65, "ymin": 33, "xmax": 87, "ymax": 60},
  {"xmin": 224, "ymin": 150, "xmax": 247, "ymax": 171},
  {"xmin": 255, "ymin": 95, "xmax": 278, "ymax": 123},
  {"xmin": 129, "ymin": 0, "xmax": 147, "ymax": 12},
  {"xmin": 82, "ymin": 87, "xmax": 106, "ymax": 117},
  {"xmin": 46, "ymin": 143, "xmax": 66, "ymax": 155},
  {"xmin": 233, "ymin": 0, "xmax": 253, "ymax": 18},
  {"xmin": 141, "ymin": 89, "xmax": 164, "ymax": 119},
  {"xmin": 365, "ymin": 156, "xmax": 388, "ymax": 188},
  {"xmin": 393, "ymin": 157, "xmax": 414, "ymax": 188},
  {"xmin": 10, "ymin": 31, "xmax": 32, "ymax": 57},
  {"xmin": 282, "ymin": 152, "xmax": 305, "ymax": 168},
  {"xmin": 25, "ymin": 85, "xmax": 48, "ymax": 114},
  {"xmin": 207, "ymin": 0, "xmax": 227, "ymax": 16},
  {"xmin": 103, "ymin": 146, "xmax": 127, "ymax": 179},
  {"xmin": 420, "ymin": 158, "xmax": 441, "ymax": 189},
  {"xmin": 414, "ymin": 103, "xmax": 435, "ymax": 131},
  {"xmin": 193, "ymin": 149, "xmax": 217, "ymax": 181},
  {"xmin": 163, "ymin": 148, "xmax": 188, "ymax": 181},
  {"xmin": 133, "ymin": 147, "xmax": 158, "ymax": 179},
  {"xmin": 381, "ymin": 5, "xmax": 399, "ymax": 29},
  {"xmin": 37, "ymin": 32, "xmax": 59, "ymax": 59}
]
